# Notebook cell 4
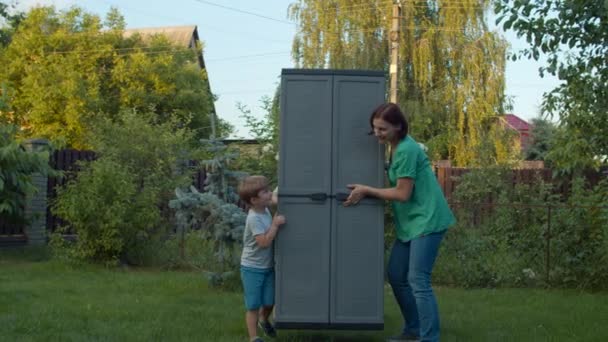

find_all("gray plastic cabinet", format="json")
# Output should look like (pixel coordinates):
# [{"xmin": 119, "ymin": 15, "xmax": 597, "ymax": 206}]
[{"xmin": 275, "ymin": 69, "xmax": 385, "ymax": 330}]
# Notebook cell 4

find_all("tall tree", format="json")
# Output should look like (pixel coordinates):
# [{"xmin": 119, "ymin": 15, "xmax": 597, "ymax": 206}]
[
  {"xmin": 289, "ymin": 0, "xmax": 513, "ymax": 166},
  {"xmin": 495, "ymin": 0, "xmax": 608, "ymax": 170},
  {"xmin": 523, "ymin": 117, "xmax": 555, "ymax": 162},
  {"xmin": 0, "ymin": 0, "xmax": 24, "ymax": 47},
  {"xmin": 0, "ymin": 6, "xmax": 219, "ymax": 148},
  {"xmin": 236, "ymin": 91, "xmax": 280, "ymax": 184}
]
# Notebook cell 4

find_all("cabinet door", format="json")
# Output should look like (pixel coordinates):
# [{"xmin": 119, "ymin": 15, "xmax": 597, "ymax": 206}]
[
  {"xmin": 330, "ymin": 75, "xmax": 385, "ymax": 327},
  {"xmin": 274, "ymin": 197, "xmax": 331, "ymax": 326},
  {"xmin": 275, "ymin": 74, "xmax": 333, "ymax": 326}
]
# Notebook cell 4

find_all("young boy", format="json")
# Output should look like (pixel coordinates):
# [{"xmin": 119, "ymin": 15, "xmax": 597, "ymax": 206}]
[{"xmin": 238, "ymin": 176, "xmax": 286, "ymax": 342}]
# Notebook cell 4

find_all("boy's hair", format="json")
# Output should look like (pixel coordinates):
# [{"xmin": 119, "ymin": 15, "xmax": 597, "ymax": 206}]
[{"xmin": 238, "ymin": 175, "xmax": 269, "ymax": 205}]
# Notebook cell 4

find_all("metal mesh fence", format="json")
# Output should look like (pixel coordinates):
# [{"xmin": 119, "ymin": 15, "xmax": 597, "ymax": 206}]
[{"xmin": 433, "ymin": 202, "xmax": 608, "ymax": 289}]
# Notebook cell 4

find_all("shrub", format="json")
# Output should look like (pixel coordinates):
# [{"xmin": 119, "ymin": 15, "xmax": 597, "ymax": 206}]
[
  {"xmin": 434, "ymin": 167, "xmax": 608, "ymax": 290},
  {"xmin": 51, "ymin": 110, "xmax": 195, "ymax": 264},
  {"xmin": 52, "ymin": 158, "xmax": 158, "ymax": 264},
  {"xmin": 0, "ymin": 124, "xmax": 54, "ymax": 222},
  {"xmin": 169, "ymin": 139, "xmax": 247, "ymax": 288}
]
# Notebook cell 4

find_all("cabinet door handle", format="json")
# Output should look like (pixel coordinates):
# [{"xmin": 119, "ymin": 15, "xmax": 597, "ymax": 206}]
[
  {"xmin": 335, "ymin": 192, "xmax": 350, "ymax": 202},
  {"xmin": 278, "ymin": 193, "xmax": 328, "ymax": 202}
]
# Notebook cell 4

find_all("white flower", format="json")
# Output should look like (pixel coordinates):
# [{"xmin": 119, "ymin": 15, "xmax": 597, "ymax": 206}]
[
  {"xmin": 275, "ymin": 153, "xmax": 279, "ymax": 161},
  {"xmin": 262, "ymin": 143, "xmax": 273, "ymax": 154},
  {"xmin": 522, "ymin": 268, "xmax": 536, "ymax": 279}
]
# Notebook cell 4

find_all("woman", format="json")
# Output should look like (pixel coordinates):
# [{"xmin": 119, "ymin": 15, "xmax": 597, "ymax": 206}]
[{"xmin": 345, "ymin": 103, "xmax": 455, "ymax": 342}]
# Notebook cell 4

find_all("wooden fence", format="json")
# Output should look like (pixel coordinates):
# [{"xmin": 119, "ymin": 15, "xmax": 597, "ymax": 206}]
[
  {"xmin": 435, "ymin": 166, "xmax": 606, "ymax": 202},
  {"xmin": 435, "ymin": 167, "xmax": 553, "ymax": 202},
  {"xmin": 46, "ymin": 149, "xmax": 97, "ymax": 234},
  {"xmin": 4, "ymin": 146, "xmax": 605, "ymax": 244},
  {"xmin": 0, "ymin": 148, "xmax": 95, "ymax": 244},
  {"xmin": 0, "ymin": 212, "xmax": 27, "ymax": 247},
  {"xmin": 45, "ymin": 149, "xmax": 209, "ymax": 234}
]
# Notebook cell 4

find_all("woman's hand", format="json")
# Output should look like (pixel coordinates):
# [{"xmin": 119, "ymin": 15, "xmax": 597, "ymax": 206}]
[{"xmin": 344, "ymin": 184, "xmax": 369, "ymax": 206}]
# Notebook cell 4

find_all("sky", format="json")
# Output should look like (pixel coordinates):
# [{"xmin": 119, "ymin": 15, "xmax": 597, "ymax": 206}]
[{"xmin": 12, "ymin": 0, "xmax": 560, "ymax": 138}]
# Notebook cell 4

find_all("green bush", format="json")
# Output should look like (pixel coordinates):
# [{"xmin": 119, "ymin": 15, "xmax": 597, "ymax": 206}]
[
  {"xmin": 52, "ymin": 158, "xmax": 159, "ymax": 264},
  {"xmin": 434, "ymin": 167, "xmax": 608, "ymax": 290},
  {"xmin": 160, "ymin": 231, "xmax": 243, "ymax": 290},
  {"xmin": 234, "ymin": 96, "xmax": 279, "ymax": 185},
  {"xmin": 548, "ymin": 178, "xmax": 608, "ymax": 289},
  {"xmin": 51, "ymin": 110, "xmax": 195, "ymax": 265},
  {"xmin": 169, "ymin": 139, "xmax": 247, "ymax": 289},
  {"xmin": 0, "ymin": 124, "xmax": 54, "ymax": 222}
]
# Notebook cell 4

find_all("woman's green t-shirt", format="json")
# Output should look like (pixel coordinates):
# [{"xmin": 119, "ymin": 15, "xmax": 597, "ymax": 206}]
[{"xmin": 387, "ymin": 136, "xmax": 455, "ymax": 242}]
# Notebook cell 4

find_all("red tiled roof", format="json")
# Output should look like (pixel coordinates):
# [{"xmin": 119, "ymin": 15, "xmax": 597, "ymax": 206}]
[{"xmin": 503, "ymin": 114, "xmax": 530, "ymax": 131}]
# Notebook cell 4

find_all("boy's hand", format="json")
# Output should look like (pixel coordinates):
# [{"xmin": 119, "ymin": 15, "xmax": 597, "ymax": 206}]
[
  {"xmin": 271, "ymin": 188, "xmax": 279, "ymax": 206},
  {"xmin": 273, "ymin": 214, "xmax": 286, "ymax": 227}
]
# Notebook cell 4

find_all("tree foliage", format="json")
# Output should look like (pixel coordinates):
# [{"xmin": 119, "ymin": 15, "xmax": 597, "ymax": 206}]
[
  {"xmin": 0, "ymin": 124, "xmax": 53, "ymax": 221},
  {"xmin": 52, "ymin": 110, "xmax": 195, "ymax": 264},
  {"xmin": 438, "ymin": 167, "xmax": 608, "ymax": 289},
  {"xmin": 524, "ymin": 117, "xmax": 556, "ymax": 162},
  {"xmin": 0, "ymin": 6, "xmax": 219, "ymax": 148},
  {"xmin": 495, "ymin": 0, "xmax": 608, "ymax": 170},
  {"xmin": 289, "ymin": 0, "xmax": 514, "ymax": 166},
  {"xmin": 169, "ymin": 139, "xmax": 247, "ymax": 287},
  {"xmin": 235, "ymin": 92, "xmax": 280, "ymax": 185},
  {"xmin": 0, "ymin": 0, "xmax": 24, "ymax": 47}
]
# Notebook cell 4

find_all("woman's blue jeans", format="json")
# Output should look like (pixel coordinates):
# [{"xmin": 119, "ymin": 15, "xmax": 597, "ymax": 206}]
[{"xmin": 387, "ymin": 231, "xmax": 445, "ymax": 342}]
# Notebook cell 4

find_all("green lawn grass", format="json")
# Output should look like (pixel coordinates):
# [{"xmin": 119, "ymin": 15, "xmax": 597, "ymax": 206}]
[{"xmin": 1, "ymin": 248, "xmax": 607, "ymax": 342}]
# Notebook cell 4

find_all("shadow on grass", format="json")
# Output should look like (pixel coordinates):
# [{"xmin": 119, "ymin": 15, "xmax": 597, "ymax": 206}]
[
  {"xmin": 276, "ymin": 331, "xmax": 385, "ymax": 342},
  {"xmin": 0, "ymin": 245, "xmax": 51, "ymax": 263}
]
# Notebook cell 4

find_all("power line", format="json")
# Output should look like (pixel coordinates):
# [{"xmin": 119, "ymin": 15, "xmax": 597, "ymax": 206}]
[
  {"xmin": 295, "ymin": 25, "xmax": 487, "ymax": 39},
  {"xmin": 215, "ymin": 89, "xmax": 276, "ymax": 95},
  {"xmin": 290, "ymin": 1, "xmax": 489, "ymax": 15},
  {"xmin": 43, "ymin": 44, "xmax": 291, "ymax": 62},
  {"xmin": 206, "ymin": 51, "xmax": 290, "ymax": 62},
  {"xmin": 47, "ymin": 45, "xmax": 184, "ymax": 55},
  {"xmin": 96, "ymin": 0, "xmax": 291, "ymax": 44},
  {"xmin": 191, "ymin": 0, "xmax": 295, "ymax": 25}
]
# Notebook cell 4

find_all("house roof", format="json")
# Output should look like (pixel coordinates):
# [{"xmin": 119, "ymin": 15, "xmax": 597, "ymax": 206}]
[
  {"xmin": 503, "ymin": 114, "xmax": 530, "ymax": 131},
  {"xmin": 123, "ymin": 25, "xmax": 206, "ymax": 71},
  {"xmin": 123, "ymin": 25, "xmax": 199, "ymax": 48}
]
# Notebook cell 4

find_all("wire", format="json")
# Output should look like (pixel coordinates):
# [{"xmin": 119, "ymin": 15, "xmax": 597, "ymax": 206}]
[
  {"xmin": 215, "ymin": 89, "xmax": 276, "ymax": 95},
  {"xmin": 191, "ymin": 0, "xmax": 296, "ymax": 25},
  {"xmin": 42, "ymin": 44, "xmax": 291, "ymax": 62},
  {"xmin": 290, "ymin": 1, "xmax": 489, "ymax": 15},
  {"xmin": 47, "ymin": 45, "xmax": 186, "ymax": 55},
  {"xmin": 206, "ymin": 51, "xmax": 290, "ymax": 62},
  {"xmin": 96, "ymin": 0, "xmax": 291, "ymax": 44},
  {"xmin": 295, "ymin": 25, "xmax": 486, "ymax": 39}
]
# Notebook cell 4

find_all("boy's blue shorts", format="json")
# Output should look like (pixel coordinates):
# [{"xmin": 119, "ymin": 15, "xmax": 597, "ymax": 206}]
[{"xmin": 240, "ymin": 266, "xmax": 275, "ymax": 311}]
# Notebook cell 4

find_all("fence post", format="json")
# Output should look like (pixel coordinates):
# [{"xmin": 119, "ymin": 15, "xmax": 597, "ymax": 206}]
[
  {"xmin": 545, "ymin": 204, "xmax": 552, "ymax": 286},
  {"xmin": 22, "ymin": 139, "xmax": 50, "ymax": 246}
]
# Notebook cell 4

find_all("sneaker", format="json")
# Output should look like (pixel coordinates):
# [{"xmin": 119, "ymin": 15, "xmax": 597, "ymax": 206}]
[
  {"xmin": 386, "ymin": 333, "xmax": 420, "ymax": 342},
  {"xmin": 257, "ymin": 320, "xmax": 277, "ymax": 338},
  {"xmin": 251, "ymin": 338, "xmax": 264, "ymax": 342}
]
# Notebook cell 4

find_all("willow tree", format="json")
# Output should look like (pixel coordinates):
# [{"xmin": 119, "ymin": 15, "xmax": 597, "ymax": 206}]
[{"xmin": 289, "ymin": 0, "xmax": 514, "ymax": 166}]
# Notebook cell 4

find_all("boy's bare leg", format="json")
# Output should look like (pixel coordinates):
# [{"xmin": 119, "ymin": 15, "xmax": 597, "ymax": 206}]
[
  {"xmin": 246, "ymin": 310, "xmax": 259, "ymax": 340},
  {"xmin": 259, "ymin": 305, "xmax": 273, "ymax": 322}
]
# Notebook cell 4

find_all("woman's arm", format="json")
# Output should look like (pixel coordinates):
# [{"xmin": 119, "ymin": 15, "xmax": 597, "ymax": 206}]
[{"xmin": 344, "ymin": 178, "xmax": 414, "ymax": 206}]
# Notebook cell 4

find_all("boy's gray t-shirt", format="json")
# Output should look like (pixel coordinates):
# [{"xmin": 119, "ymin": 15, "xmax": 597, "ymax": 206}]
[{"xmin": 240, "ymin": 208, "xmax": 273, "ymax": 269}]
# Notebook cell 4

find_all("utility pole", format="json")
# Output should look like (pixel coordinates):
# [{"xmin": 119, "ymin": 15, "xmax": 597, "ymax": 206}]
[
  {"xmin": 210, "ymin": 109, "xmax": 217, "ymax": 139},
  {"xmin": 389, "ymin": 0, "xmax": 401, "ymax": 104}
]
